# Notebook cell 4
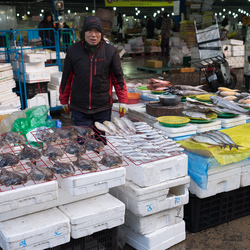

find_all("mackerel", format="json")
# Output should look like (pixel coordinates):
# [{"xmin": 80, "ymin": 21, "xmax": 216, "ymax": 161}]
[
  {"xmin": 191, "ymin": 134, "xmax": 223, "ymax": 147},
  {"xmin": 211, "ymin": 130, "xmax": 240, "ymax": 149}
]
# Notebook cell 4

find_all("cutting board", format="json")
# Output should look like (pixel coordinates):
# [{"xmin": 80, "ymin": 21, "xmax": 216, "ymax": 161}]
[{"xmin": 146, "ymin": 103, "xmax": 185, "ymax": 117}]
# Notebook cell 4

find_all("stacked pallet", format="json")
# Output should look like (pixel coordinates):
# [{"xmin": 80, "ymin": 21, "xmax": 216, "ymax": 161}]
[{"xmin": 179, "ymin": 21, "xmax": 196, "ymax": 48}]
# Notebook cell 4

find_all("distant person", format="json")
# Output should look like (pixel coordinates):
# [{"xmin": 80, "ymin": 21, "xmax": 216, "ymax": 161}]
[
  {"xmin": 156, "ymin": 14, "xmax": 163, "ymax": 30},
  {"xmin": 146, "ymin": 16, "xmax": 155, "ymax": 39},
  {"xmin": 221, "ymin": 14, "xmax": 229, "ymax": 28},
  {"xmin": 117, "ymin": 12, "xmax": 123, "ymax": 42},
  {"xmin": 160, "ymin": 12, "xmax": 171, "ymax": 59},
  {"xmin": 38, "ymin": 11, "xmax": 55, "ymax": 47},
  {"xmin": 62, "ymin": 22, "xmax": 71, "ymax": 45}
]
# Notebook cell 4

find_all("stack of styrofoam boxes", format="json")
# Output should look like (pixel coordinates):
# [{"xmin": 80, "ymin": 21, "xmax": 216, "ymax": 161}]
[
  {"xmin": 244, "ymin": 43, "xmax": 250, "ymax": 75},
  {"xmin": 128, "ymin": 36, "xmax": 144, "ymax": 54},
  {"xmin": 221, "ymin": 39, "xmax": 244, "ymax": 68},
  {"xmin": 217, "ymin": 115, "xmax": 247, "ymax": 128},
  {"xmin": 110, "ymin": 149, "xmax": 190, "ymax": 249},
  {"xmin": 48, "ymin": 71, "xmax": 62, "ymax": 107},
  {"xmin": 191, "ymin": 45, "xmax": 200, "ymax": 65},
  {"xmin": 0, "ymin": 63, "xmax": 21, "ymax": 108}
]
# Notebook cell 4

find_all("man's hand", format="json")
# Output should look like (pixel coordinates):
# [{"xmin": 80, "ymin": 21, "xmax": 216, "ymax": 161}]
[
  {"xmin": 119, "ymin": 103, "xmax": 127, "ymax": 117},
  {"xmin": 62, "ymin": 104, "xmax": 70, "ymax": 115}
]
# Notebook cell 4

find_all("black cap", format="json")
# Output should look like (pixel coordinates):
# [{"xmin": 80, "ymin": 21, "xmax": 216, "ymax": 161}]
[{"xmin": 81, "ymin": 16, "xmax": 104, "ymax": 40}]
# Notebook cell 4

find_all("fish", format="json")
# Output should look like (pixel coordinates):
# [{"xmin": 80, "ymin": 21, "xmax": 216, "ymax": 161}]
[
  {"xmin": 50, "ymin": 160, "xmax": 75, "ymax": 175},
  {"xmin": 215, "ymin": 107, "xmax": 245, "ymax": 115},
  {"xmin": 190, "ymin": 134, "xmax": 223, "ymax": 147},
  {"xmin": 210, "ymin": 96, "xmax": 248, "ymax": 114},
  {"xmin": 53, "ymin": 127, "xmax": 77, "ymax": 139},
  {"xmin": 74, "ymin": 156, "xmax": 99, "ymax": 172},
  {"xmin": 113, "ymin": 117, "xmax": 131, "ymax": 134},
  {"xmin": 42, "ymin": 143, "xmax": 64, "ymax": 160},
  {"xmin": 182, "ymin": 111, "xmax": 213, "ymax": 121},
  {"xmin": 103, "ymin": 121, "xmax": 121, "ymax": 134},
  {"xmin": 26, "ymin": 162, "xmax": 54, "ymax": 181},
  {"xmin": 173, "ymin": 84, "xmax": 206, "ymax": 91},
  {"xmin": 201, "ymin": 132, "xmax": 227, "ymax": 148},
  {"xmin": 99, "ymin": 153, "xmax": 123, "ymax": 168},
  {"xmin": 219, "ymin": 91, "xmax": 238, "ymax": 96},
  {"xmin": 218, "ymin": 87, "xmax": 239, "ymax": 92},
  {"xmin": 94, "ymin": 122, "xmax": 114, "ymax": 135},
  {"xmin": 36, "ymin": 129, "xmax": 58, "ymax": 143},
  {"xmin": 64, "ymin": 139, "xmax": 86, "ymax": 155},
  {"xmin": 2, "ymin": 131, "xmax": 26, "ymax": 145},
  {"xmin": 0, "ymin": 153, "xmax": 19, "ymax": 167},
  {"xmin": 163, "ymin": 147, "xmax": 184, "ymax": 152},
  {"xmin": 84, "ymin": 138, "xmax": 105, "ymax": 152},
  {"xmin": 128, "ymin": 156, "xmax": 152, "ymax": 161},
  {"xmin": 74, "ymin": 126, "xmax": 95, "ymax": 138},
  {"xmin": 185, "ymin": 102, "xmax": 219, "ymax": 113},
  {"xmin": 121, "ymin": 117, "xmax": 137, "ymax": 132},
  {"xmin": 186, "ymin": 97, "xmax": 214, "ymax": 106},
  {"xmin": 18, "ymin": 144, "xmax": 42, "ymax": 161},
  {"xmin": 223, "ymin": 96, "xmax": 238, "ymax": 101},
  {"xmin": 134, "ymin": 122, "xmax": 148, "ymax": 126},
  {"xmin": 0, "ymin": 168, "xmax": 28, "ymax": 187}
]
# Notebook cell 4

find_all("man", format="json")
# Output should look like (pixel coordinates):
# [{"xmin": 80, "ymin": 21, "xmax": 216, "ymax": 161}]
[
  {"xmin": 155, "ymin": 14, "xmax": 163, "ymax": 30},
  {"xmin": 59, "ymin": 16, "xmax": 127, "ymax": 133},
  {"xmin": 221, "ymin": 14, "xmax": 229, "ymax": 28},
  {"xmin": 146, "ymin": 16, "xmax": 155, "ymax": 39},
  {"xmin": 38, "ymin": 11, "xmax": 55, "ymax": 47},
  {"xmin": 160, "ymin": 12, "xmax": 171, "ymax": 59}
]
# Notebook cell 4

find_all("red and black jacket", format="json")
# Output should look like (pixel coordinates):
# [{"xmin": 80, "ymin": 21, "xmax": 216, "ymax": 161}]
[{"xmin": 59, "ymin": 40, "xmax": 127, "ymax": 114}]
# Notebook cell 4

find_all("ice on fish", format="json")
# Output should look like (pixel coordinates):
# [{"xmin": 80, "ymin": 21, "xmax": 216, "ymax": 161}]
[
  {"xmin": 99, "ymin": 153, "xmax": 123, "ymax": 168},
  {"xmin": 42, "ymin": 143, "xmax": 64, "ymax": 160},
  {"xmin": 0, "ymin": 168, "xmax": 28, "ymax": 187},
  {"xmin": 50, "ymin": 160, "xmax": 75, "ymax": 176},
  {"xmin": 18, "ymin": 144, "xmax": 42, "ymax": 161},
  {"xmin": 0, "ymin": 153, "xmax": 19, "ymax": 167},
  {"xmin": 74, "ymin": 156, "xmax": 99, "ymax": 172},
  {"xmin": 27, "ymin": 162, "xmax": 54, "ymax": 181}
]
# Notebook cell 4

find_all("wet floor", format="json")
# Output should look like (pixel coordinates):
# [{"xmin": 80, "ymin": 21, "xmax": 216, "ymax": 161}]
[{"xmin": 51, "ymin": 55, "xmax": 250, "ymax": 250}]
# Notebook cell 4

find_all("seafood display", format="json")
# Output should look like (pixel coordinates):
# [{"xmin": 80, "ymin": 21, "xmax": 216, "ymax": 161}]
[
  {"xmin": 74, "ymin": 156, "xmax": 99, "ymax": 172},
  {"xmin": 191, "ymin": 130, "xmax": 240, "ymax": 149},
  {"xmin": 18, "ymin": 144, "xmax": 42, "ymax": 161},
  {"xmin": 99, "ymin": 153, "xmax": 123, "ymax": 168},
  {"xmin": 165, "ymin": 85, "xmax": 208, "ymax": 96},
  {"xmin": 64, "ymin": 139, "xmax": 86, "ymax": 155},
  {"xmin": 53, "ymin": 127, "xmax": 77, "ymax": 139},
  {"xmin": 27, "ymin": 162, "xmax": 54, "ymax": 181},
  {"xmin": 42, "ymin": 143, "xmax": 64, "ymax": 161},
  {"xmin": 50, "ymin": 161, "xmax": 75, "ymax": 176},
  {"xmin": 84, "ymin": 138, "xmax": 104, "ymax": 152},
  {"xmin": 0, "ymin": 153, "xmax": 19, "ymax": 167},
  {"xmin": 147, "ymin": 78, "xmax": 172, "ymax": 91},
  {"xmin": 36, "ymin": 130, "xmax": 58, "ymax": 143},
  {"xmin": 0, "ymin": 168, "xmax": 28, "ymax": 186},
  {"xmin": 74, "ymin": 126, "xmax": 95, "ymax": 138},
  {"xmin": 2, "ymin": 131, "xmax": 26, "ymax": 145}
]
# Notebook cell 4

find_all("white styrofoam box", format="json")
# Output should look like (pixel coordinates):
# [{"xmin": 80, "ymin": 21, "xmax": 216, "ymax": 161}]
[
  {"xmin": 153, "ymin": 122, "xmax": 197, "ymax": 138},
  {"xmin": 221, "ymin": 39, "xmax": 244, "ymax": 46},
  {"xmin": 51, "ymin": 72, "xmax": 62, "ymax": 85},
  {"xmin": 222, "ymin": 44, "xmax": 231, "ymax": 51},
  {"xmin": 221, "ymin": 120, "xmax": 246, "ymax": 128},
  {"xmin": 232, "ymin": 51, "xmax": 245, "ymax": 57},
  {"xmin": 125, "ymin": 154, "xmax": 188, "ymax": 187},
  {"xmin": 0, "ymin": 63, "xmax": 12, "ymax": 72},
  {"xmin": 110, "ymin": 176, "xmax": 190, "ymax": 217},
  {"xmin": 196, "ymin": 124, "xmax": 221, "ymax": 133},
  {"xmin": 0, "ymin": 104, "xmax": 19, "ymax": 115},
  {"xmin": 125, "ymin": 205, "xmax": 183, "ymax": 235},
  {"xmin": 231, "ymin": 45, "xmax": 244, "ymax": 51},
  {"xmin": 0, "ymin": 208, "xmax": 70, "ymax": 250},
  {"xmin": 21, "ymin": 71, "xmax": 50, "ymax": 83},
  {"xmin": 19, "ymin": 53, "xmax": 46, "ymax": 63},
  {"xmin": 48, "ymin": 89, "xmax": 57, "ymax": 107},
  {"xmin": 27, "ymin": 93, "xmax": 49, "ymax": 109},
  {"xmin": 14, "ymin": 46, "xmax": 32, "ymax": 54},
  {"xmin": 57, "ymin": 167, "xmax": 126, "ymax": 196},
  {"xmin": 240, "ymin": 160, "xmax": 250, "ymax": 187},
  {"xmin": 0, "ymin": 69, "xmax": 13, "ymax": 80},
  {"xmin": 218, "ymin": 115, "xmax": 247, "ymax": 128},
  {"xmin": 19, "ymin": 62, "xmax": 45, "ymax": 73},
  {"xmin": 189, "ymin": 160, "xmax": 250, "ymax": 198},
  {"xmin": 0, "ymin": 181, "xmax": 58, "ymax": 220},
  {"xmin": 1, "ymin": 187, "xmax": 108, "ymax": 222},
  {"xmin": 59, "ymin": 193, "xmax": 125, "ymax": 239},
  {"xmin": 46, "ymin": 66, "xmax": 59, "ymax": 73},
  {"xmin": 119, "ymin": 221, "xmax": 185, "ymax": 250},
  {"xmin": 224, "ymin": 51, "xmax": 232, "ymax": 57}
]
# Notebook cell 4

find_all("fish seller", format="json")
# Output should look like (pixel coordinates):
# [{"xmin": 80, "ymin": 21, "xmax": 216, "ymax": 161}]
[{"xmin": 59, "ymin": 16, "xmax": 128, "ymax": 135}]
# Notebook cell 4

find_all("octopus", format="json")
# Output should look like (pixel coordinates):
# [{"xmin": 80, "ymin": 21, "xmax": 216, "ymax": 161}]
[
  {"xmin": 99, "ymin": 153, "xmax": 123, "ymax": 168},
  {"xmin": 84, "ymin": 138, "xmax": 104, "ymax": 153},
  {"xmin": 26, "ymin": 162, "xmax": 54, "ymax": 181},
  {"xmin": 18, "ymin": 144, "xmax": 42, "ymax": 162},
  {"xmin": 0, "ymin": 168, "xmax": 28, "ymax": 187},
  {"xmin": 49, "ymin": 160, "xmax": 75, "ymax": 176},
  {"xmin": 42, "ymin": 143, "xmax": 64, "ymax": 161},
  {"xmin": 64, "ymin": 139, "xmax": 86, "ymax": 155},
  {"xmin": 73, "ymin": 156, "xmax": 99, "ymax": 172},
  {"xmin": 0, "ymin": 153, "xmax": 19, "ymax": 168}
]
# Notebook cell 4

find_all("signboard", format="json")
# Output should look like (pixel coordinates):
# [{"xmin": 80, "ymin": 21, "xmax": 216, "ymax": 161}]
[
  {"xmin": 55, "ymin": 1, "xmax": 64, "ymax": 10},
  {"xmin": 105, "ymin": 0, "xmax": 173, "ymax": 7}
]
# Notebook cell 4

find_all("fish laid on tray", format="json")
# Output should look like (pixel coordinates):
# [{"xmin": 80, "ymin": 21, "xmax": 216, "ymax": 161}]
[
  {"xmin": 182, "ymin": 111, "xmax": 214, "ymax": 121},
  {"xmin": 84, "ymin": 138, "xmax": 104, "ymax": 152},
  {"xmin": 42, "ymin": 143, "xmax": 64, "ymax": 161},
  {"xmin": 36, "ymin": 129, "xmax": 58, "ymax": 143},
  {"xmin": 191, "ymin": 130, "xmax": 241, "ymax": 150},
  {"xmin": 18, "ymin": 144, "xmax": 42, "ymax": 161},
  {"xmin": 26, "ymin": 162, "xmax": 54, "ymax": 181},
  {"xmin": 50, "ymin": 160, "xmax": 75, "ymax": 176},
  {"xmin": 2, "ymin": 132, "xmax": 26, "ymax": 145},
  {"xmin": 64, "ymin": 139, "xmax": 86, "ymax": 155},
  {"xmin": 53, "ymin": 127, "xmax": 77, "ymax": 139},
  {"xmin": 0, "ymin": 168, "xmax": 28, "ymax": 187},
  {"xmin": 74, "ymin": 156, "xmax": 99, "ymax": 172},
  {"xmin": 0, "ymin": 153, "xmax": 19, "ymax": 167},
  {"xmin": 74, "ymin": 126, "xmax": 95, "ymax": 138},
  {"xmin": 99, "ymin": 153, "xmax": 123, "ymax": 168}
]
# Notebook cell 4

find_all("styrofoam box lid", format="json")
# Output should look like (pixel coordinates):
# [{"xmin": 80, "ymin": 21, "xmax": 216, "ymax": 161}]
[
  {"xmin": 59, "ymin": 193, "xmax": 125, "ymax": 225},
  {"xmin": 0, "ymin": 208, "xmax": 69, "ymax": 242},
  {"xmin": 217, "ymin": 115, "xmax": 247, "ymax": 124},
  {"xmin": 153, "ymin": 122, "xmax": 197, "ymax": 133},
  {"xmin": 120, "ymin": 176, "xmax": 190, "ymax": 200},
  {"xmin": 51, "ymin": 72, "xmax": 62, "ymax": 78}
]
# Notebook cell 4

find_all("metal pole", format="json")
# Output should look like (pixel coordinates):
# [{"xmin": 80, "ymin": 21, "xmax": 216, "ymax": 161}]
[
  {"xmin": 52, "ymin": 0, "xmax": 58, "ymax": 21},
  {"xmin": 94, "ymin": 0, "xmax": 96, "ymax": 11}
]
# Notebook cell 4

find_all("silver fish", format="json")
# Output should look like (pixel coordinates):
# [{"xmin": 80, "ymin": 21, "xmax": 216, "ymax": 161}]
[
  {"xmin": 191, "ymin": 134, "xmax": 223, "ymax": 147},
  {"xmin": 113, "ymin": 117, "xmax": 131, "ymax": 134},
  {"xmin": 186, "ymin": 97, "xmax": 214, "ymax": 106},
  {"xmin": 103, "ymin": 121, "xmax": 121, "ymax": 134},
  {"xmin": 121, "ymin": 117, "xmax": 137, "ymax": 132},
  {"xmin": 210, "ymin": 130, "xmax": 240, "ymax": 149},
  {"xmin": 182, "ymin": 111, "xmax": 212, "ymax": 121},
  {"xmin": 94, "ymin": 122, "xmax": 114, "ymax": 135}
]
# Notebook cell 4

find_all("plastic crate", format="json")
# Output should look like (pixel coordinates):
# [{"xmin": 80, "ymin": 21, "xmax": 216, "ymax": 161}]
[
  {"xmin": 15, "ymin": 82, "xmax": 48, "ymax": 99},
  {"xmin": 47, "ymin": 227, "xmax": 118, "ymax": 250},
  {"xmin": 184, "ymin": 186, "xmax": 250, "ymax": 233}
]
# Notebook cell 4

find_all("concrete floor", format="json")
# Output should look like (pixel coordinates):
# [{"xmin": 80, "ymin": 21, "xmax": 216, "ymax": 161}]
[{"xmin": 51, "ymin": 55, "xmax": 250, "ymax": 250}]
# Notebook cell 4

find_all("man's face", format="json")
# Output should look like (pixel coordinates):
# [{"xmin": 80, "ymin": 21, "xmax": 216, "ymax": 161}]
[
  {"xmin": 47, "ymin": 15, "xmax": 52, "ymax": 22},
  {"xmin": 85, "ymin": 28, "xmax": 101, "ymax": 46}
]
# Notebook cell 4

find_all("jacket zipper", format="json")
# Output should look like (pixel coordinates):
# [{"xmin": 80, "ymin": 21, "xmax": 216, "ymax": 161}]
[{"xmin": 94, "ymin": 59, "xmax": 97, "ymax": 75}]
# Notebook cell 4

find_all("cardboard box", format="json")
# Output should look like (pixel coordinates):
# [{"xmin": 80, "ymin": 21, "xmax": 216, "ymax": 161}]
[{"xmin": 146, "ymin": 60, "xmax": 163, "ymax": 68}]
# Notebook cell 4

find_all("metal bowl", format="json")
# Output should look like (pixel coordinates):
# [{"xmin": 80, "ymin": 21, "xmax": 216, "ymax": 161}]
[{"xmin": 159, "ymin": 95, "xmax": 182, "ymax": 106}]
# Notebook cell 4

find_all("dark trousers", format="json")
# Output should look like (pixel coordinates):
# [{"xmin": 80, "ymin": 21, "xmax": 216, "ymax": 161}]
[
  {"xmin": 161, "ymin": 37, "xmax": 170, "ymax": 58},
  {"xmin": 71, "ymin": 108, "xmax": 112, "ymax": 143}
]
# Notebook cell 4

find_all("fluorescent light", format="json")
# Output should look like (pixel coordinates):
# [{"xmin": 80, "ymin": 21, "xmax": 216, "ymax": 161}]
[
  {"xmin": 92, "ymin": 10, "xmax": 95, "ymax": 13},
  {"xmin": 126, "ymin": 19, "xmax": 128, "ymax": 21},
  {"xmin": 219, "ymin": 12, "xmax": 222, "ymax": 15},
  {"xmin": 144, "ymin": 15, "xmax": 147, "ymax": 18},
  {"xmin": 157, "ymin": 10, "xmax": 160, "ymax": 14},
  {"xmin": 161, "ymin": 8, "xmax": 164, "ymax": 11},
  {"xmin": 68, "ymin": 10, "xmax": 71, "ymax": 13},
  {"xmin": 27, "ymin": 11, "xmax": 30, "ymax": 14},
  {"xmin": 223, "ymin": 9, "xmax": 225, "ymax": 11},
  {"xmin": 86, "ymin": 7, "xmax": 88, "ymax": 10},
  {"xmin": 228, "ymin": 11, "xmax": 231, "ymax": 14},
  {"xmin": 113, "ymin": 7, "xmax": 116, "ymax": 11},
  {"xmin": 135, "ymin": 8, "xmax": 138, "ymax": 10},
  {"xmin": 39, "ymin": 13, "xmax": 42, "ymax": 17},
  {"xmin": 17, "ymin": 13, "xmax": 19, "ymax": 16},
  {"xmin": 123, "ymin": 14, "xmax": 126, "ymax": 17},
  {"xmin": 41, "ymin": 9, "xmax": 44, "ymax": 13},
  {"xmin": 172, "ymin": 12, "xmax": 174, "ymax": 16}
]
